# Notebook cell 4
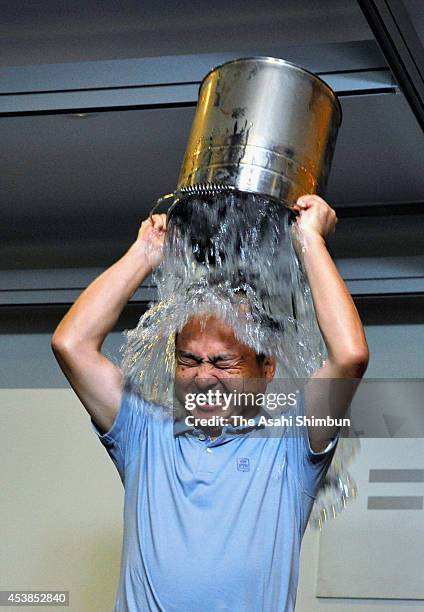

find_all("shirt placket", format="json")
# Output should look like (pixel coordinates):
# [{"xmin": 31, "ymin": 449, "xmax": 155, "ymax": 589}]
[{"xmin": 193, "ymin": 430, "xmax": 225, "ymax": 473}]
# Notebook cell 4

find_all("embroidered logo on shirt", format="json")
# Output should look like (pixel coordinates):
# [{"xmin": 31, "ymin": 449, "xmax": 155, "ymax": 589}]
[{"xmin": 237, "ymin": 458, "xmax": 250, "ymax": 472}]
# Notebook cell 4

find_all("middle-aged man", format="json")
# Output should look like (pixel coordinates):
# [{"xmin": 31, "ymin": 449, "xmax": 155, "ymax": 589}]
[{"xmin": 51, "ymin": 195, "xmax": 369, "ymax": 612}]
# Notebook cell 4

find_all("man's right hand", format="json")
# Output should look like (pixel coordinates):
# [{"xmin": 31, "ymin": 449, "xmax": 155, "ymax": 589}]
[{"xmin": 136, "ymin": 213, "xmax": 168, "ymax": 270}]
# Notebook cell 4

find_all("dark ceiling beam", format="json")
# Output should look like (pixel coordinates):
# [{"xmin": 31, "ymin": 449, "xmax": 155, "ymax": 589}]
[
  {"xmin": 0, "ymin": 70, "xmax": 396, "ymax": 117},
  {"xmin": 0, "ymin": 42, "xmax": 395, "ymax": 116},
  {"xmin": 358, "ymin": 0, "xmax": 424, "ymax": 130},
  {"xmin": 0, "ymin": 41, "xmax": 386, "ymax": 93},
  {"xmin": 2, "ymin": 253, "xmax": 424, "ymax": 304}
]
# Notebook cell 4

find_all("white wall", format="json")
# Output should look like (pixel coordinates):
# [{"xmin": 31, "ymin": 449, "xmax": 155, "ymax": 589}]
[
  {"xmin": 296, "ymin": 324, "xmax": 424, "ymax": 611},
  {"xmin": 0, "ymin": 389, "xmax": 124, "ymax": 612}
]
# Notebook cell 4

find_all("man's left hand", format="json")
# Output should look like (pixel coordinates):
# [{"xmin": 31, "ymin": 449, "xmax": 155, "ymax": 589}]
[{"xmin": 291, "ymin": 194, "xmax": 337, "ymax": 242}]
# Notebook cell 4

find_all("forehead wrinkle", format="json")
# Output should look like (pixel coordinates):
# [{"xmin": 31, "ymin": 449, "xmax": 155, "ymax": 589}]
[
  {"xmin": 174, "ymin": 314, "xmax": 259, "ymax": 362},
  {"xmin": 176, "ymin": 326, "xmax": 238, "ymax": 353}
]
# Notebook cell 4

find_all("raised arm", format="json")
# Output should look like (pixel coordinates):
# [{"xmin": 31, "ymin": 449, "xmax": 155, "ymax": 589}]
[
  {"xmin": 291, "ymin": 195, "xmax": 369, "ymax": 452},
  {"xmin": 51, "ymin": 214, "xmax": 167, "ymax": 434}
]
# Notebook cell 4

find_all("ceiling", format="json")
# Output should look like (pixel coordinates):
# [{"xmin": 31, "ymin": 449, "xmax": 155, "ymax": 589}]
[
  {"xmin": 404, "ymin": 0, "xmax": 424, "ymax": 43},
  {"xmin": 0, "ymin": 0, "xmax": 423, "ymax": 289},
  {"xmin": 1, "ymin": 0, "xmax": 374, "ymax": 66}
]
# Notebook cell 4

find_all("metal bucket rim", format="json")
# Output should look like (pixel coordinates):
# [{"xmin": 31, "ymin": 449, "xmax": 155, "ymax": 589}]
[
  {"xmin": 162, "ymin": 186, "xmax": 297, "ymax": 224},
  {"xmin": 199, "ymin": 55, "xmax": 342, "ymax": 126}
]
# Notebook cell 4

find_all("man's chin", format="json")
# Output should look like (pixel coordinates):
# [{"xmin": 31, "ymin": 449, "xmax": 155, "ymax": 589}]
[
  {"xmin": 191, "ymin": 406, "xmax": 229, "ymax": 418},
  {"xmin": 191, "ymin": 402, "xmax": 247, "ymax": 419}
]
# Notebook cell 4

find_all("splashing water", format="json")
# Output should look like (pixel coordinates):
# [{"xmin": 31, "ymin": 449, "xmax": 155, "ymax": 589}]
[
  {"xmin": 120, "ymin": 191, "xmax": 326, "ymax": 406},
  {"xmin": 118, "ymin": 189, "xmax": 359, "ymax": 528}
]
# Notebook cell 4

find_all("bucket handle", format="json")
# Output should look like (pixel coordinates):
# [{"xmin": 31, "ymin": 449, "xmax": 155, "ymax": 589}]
[{"xmin": 148, "ymin": 184, "xmax": 238, "ymax": 221}]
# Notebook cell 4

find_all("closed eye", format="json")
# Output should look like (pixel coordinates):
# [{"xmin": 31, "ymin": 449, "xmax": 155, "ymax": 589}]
[
  {"xmin": 208, "ymin": 356, "xmax": 239, "ymax": 369},
  {"xmin": 176, "ymin": 351, "xmax": 240, "ymax": 369},
  {"xmin": 211, "ymin": 360, "xmax": 237, "ymax": 369},
  {"xmin": 177, "ymin": 357, "xmax": 201, "ymax": 367},
  {"xmin": 176, "ymin": 351, "xmax": 202, "ymax": 367}
]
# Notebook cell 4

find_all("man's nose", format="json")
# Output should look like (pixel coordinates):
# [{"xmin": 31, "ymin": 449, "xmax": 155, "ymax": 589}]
[{"xmin": 194, "ymin": 369, "xmax": 218, "ymax": 391}]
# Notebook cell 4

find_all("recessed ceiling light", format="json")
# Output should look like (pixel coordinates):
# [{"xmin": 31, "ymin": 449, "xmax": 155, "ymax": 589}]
[{"xmin": 69, "ymin": 112, "xmax": 99, "ymax": 119}]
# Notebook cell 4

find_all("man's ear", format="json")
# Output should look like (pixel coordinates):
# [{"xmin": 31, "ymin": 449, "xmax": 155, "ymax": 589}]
[{"xmin": 263, "ymin": 356, "xmax": 277, "ymax": 381}]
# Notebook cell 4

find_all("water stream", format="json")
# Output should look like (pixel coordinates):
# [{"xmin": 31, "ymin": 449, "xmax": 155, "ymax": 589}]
[
  {"xmin": 117, "ymin": 190, "xmax": 358, "ymax": 528},
  {"xmin": 120, "ymin": 191, "xmax": 326, "ymax": 405}
]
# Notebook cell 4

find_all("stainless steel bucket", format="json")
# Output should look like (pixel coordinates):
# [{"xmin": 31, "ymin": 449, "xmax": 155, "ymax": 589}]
[{"xmin": 173, "ymin": 56, "xmax": 341, "ymax": 209}]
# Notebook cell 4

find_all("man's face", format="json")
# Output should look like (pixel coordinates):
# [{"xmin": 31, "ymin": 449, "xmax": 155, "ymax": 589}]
[{"xmin": 174, "ymin": 315, "xmax": 276, "ymax": 421}]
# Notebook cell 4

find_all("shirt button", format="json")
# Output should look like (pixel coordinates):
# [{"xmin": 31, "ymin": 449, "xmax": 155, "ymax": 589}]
[
  {"xmin": 198, "ymin": 433, "xmax": 207, "ymax": 441},
  {"xmin": 206, "ymin": 448, "xmax": 213, "ymax": 453}
]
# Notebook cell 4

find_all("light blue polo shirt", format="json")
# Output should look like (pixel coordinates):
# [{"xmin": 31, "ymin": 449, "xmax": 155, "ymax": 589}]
[{"xmin": 91, "ymin": 389, "xmax": 339, "ymax": 612}]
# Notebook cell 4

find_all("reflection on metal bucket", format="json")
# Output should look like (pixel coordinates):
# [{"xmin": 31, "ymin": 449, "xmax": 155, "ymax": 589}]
[{"xmin": 176, "ymin": 56, "xmax": 341, "ymax": 209}]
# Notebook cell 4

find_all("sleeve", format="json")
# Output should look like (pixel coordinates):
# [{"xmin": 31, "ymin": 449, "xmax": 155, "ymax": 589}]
[
  {"xmin": 90, "ymin": 390, "xmax": 149, "ymax": 483},
  {"xmin": 287, "ymin": 388, "xmax": 340, "ymax": 499}
]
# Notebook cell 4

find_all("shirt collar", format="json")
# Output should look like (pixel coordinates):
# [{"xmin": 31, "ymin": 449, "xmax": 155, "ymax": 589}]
[{"xmin": 173, "ymin": 407, "xmax": 268, "ymax": 437}]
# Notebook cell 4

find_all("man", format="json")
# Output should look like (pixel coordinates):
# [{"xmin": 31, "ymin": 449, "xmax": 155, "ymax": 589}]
[{"xmin": 51, "ymin": 195, "xmax": 369, "ymax": 611}]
